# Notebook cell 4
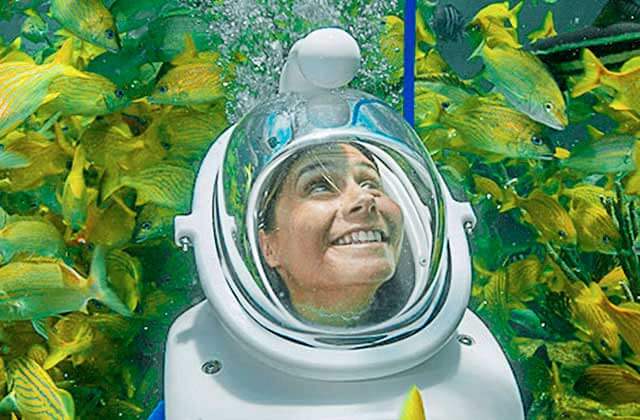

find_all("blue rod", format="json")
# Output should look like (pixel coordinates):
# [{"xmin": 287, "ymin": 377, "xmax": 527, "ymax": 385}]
[{"xmin": 403, "ymin": 0, "xmax": 416, "ymax": 126}]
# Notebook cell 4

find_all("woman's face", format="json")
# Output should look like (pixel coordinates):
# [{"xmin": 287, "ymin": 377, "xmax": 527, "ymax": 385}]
[{"xmin": 259, "ymin": 144, "xmax": 404, "ymax": 315}]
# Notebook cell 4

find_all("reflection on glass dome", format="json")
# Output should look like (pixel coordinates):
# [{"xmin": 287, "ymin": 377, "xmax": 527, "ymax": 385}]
[{"xmin": 215, "ymin": 88, "xmax": 448, "ymax": 347}]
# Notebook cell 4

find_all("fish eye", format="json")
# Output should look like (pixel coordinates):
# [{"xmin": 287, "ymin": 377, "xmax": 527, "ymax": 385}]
[
  {"xmin": 141, "ymin": 222, "xmax": 152, "ymax": 230},
  {"xmin": 599, "ymin": 338, "xmax": 610, "ymax": 352},
  {"xmin": 544, "ymin": 102, "xmax": 554, "ymax": 112},
  {"xmin": 158, "ymin": 86, "xmax": 168, "ymax": 94},
  {"xmin": 160, "ymin": 141, "xmax": 171, "ymax": 151},
  {"xmin": 558, "ymin": 230, "xmax": 567, "ymax": 239},
  {"xmin": 441, "ymin": 101, "xmax": 450, "ymax": 111},
  {"xmin": 531, "ymin": 135, "xmax": 543, "ymax": 146},
  {"xmin": 115, "ymin": 89, "xmax": 124, "ymax": 98},
  {"xmin": 105, "ymin": 29, "xmax": 115, "ymax": 39},
  {"xmin": 603, "ymin": 235, "xmax": 610, "ymax": 244}
]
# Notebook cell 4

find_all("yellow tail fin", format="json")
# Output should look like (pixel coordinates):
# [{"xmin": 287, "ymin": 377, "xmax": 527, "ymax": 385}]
[
  {"xmin": 572, "ymin": 49, "xmax": 607, "ymax": 97},
  {"xmin": 399, "ymin": 386, "xmax": 426, "ymax": 420},
  {"xmin": 499, "ymin": 187, "xmax": 520, "ymax": 213}
]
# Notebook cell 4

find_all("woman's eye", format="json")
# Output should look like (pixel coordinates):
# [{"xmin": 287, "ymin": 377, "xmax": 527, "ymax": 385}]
[
  {"xmin": 308, "ymin": 181, "xmax": 332, "ymax": 194},
  {"xmin": 360, "ymin": 179, "xmax": 381, "ymax": 190}
]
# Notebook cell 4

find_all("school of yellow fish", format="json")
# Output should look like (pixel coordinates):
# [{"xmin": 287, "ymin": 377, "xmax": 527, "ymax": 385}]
[{"xmin": 0, "ymin": 0, "xmax": 639, "ymax": 418}]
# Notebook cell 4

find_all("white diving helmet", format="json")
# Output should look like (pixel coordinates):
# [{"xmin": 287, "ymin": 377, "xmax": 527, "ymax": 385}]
[{"xmin": 165, "ymin": 28, "xmax": 524, "ymax": 420}]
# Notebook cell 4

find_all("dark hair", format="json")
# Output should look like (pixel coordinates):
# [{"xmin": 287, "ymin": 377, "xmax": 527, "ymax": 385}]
[{"xmin": 259, "ymin": 141, "xmax": 378, "ymax": 233}]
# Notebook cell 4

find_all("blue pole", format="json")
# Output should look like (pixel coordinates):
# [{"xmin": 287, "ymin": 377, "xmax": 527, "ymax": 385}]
[
  {"xmin": 403, "ymin": 0, "xmax": 416, "ymax": 127},
  {"xmin": 148, "ymin": 400, "xmax": 165, "ymax": 420}
]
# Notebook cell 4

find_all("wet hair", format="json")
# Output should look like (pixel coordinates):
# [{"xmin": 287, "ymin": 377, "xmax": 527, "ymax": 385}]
[{"xmin": 258, "ymin": 141, "xmax": 379, "ymax": 233}]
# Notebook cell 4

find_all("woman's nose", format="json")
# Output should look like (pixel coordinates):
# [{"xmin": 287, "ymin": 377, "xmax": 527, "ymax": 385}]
[{"xmin": 344, "ymin": 185, "xmax": 377, "ymax": 218}]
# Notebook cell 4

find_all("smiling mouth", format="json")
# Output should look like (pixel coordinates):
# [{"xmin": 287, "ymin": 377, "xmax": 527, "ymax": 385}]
[{"xmin": 331, "ymin": 229, "xmax": 387, "ymax": 246}]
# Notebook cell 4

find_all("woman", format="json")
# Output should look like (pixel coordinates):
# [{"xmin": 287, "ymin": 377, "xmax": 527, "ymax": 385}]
[{"xmin": 258, "ymin": 142, "xmax": 405, "ymax": 326}]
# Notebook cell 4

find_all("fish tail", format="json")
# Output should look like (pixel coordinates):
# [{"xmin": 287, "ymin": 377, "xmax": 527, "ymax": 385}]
[
  {"xmin": 572, "ymin": 49, "xmax": 607, "ymax": 97},
  {"xmin": 43, "ymin": 348, "xmax": 69, "ymax": 370},
  {"xmin": 499, "ymin": 187, "xmax": 519, "ymax": 212},
  {"xmin": 399, "ymin": 386, "xmax": 426, "ymax": 420},
  {"xmin": 509, "ymin": 1, "xmax": 524, "ymax": 27},
  {"xmin": 89, "ymin": 246, "xmax": 132, "ymax": 317},
  {"xmin": 60, "ymin": 65, "xmax": 89, "ymax": 80}
]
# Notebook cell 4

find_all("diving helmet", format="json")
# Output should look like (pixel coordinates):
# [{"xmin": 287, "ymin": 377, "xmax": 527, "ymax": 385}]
[{"xmin": 165, "ymin": 28, "xmax": 524, "ymax": 420}]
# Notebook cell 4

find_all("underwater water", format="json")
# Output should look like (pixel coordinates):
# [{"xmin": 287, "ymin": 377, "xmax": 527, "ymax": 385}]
[{"xmin": 2, "ymin": 0, "xmax": 640, "ymax": 418}]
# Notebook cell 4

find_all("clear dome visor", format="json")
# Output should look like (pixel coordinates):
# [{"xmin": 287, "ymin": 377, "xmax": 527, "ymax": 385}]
[{"xmin": 215, "ymin": 89, "xmax": 447, "ymax": 347}]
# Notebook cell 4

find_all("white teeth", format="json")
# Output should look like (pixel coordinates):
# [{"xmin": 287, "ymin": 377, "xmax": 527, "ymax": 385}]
[{"xmin": 335, "ymin": 230, "xmax": 385, "ymax": 245}]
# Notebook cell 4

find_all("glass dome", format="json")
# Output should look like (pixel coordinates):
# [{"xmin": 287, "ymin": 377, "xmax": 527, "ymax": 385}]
[{"xmin": 214, "ymin": 88, "xmax": 449, "ymax": 348}]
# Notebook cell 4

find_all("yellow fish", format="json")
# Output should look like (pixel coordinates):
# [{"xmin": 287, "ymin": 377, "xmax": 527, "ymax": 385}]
[
  {"xmin": 575, "ymin": 364, "xmax": 640, "ymax": 405},
  {"xmin": 527, "ymin": 10, "xmax": 557, "ymax": 43},
  {"xmin": 599, "ymin": 266, "xmax": 629, "ymax": 299},
  {"xmin": 472, "ymin": 175, "xmax": 504, "ymax": 206},
  {"xmin": 61, "ymin": 146, "xmax": 96, "ymax": 230},
  {"xmin": 573, "ymin": 49, "xmax": 640, "ymax": 113},
  {"xmin": 42, "ymin": 71, "xmax": 130, "ymax": 116},
  {"xmin": 133, "ymin": 203, "xmax": 178, "ymax": 244},
  {"xmin": 0, "ymin": 56, "xmax": 86, "ymax": 137},
  {"xmin": 0, "ymin": 216, "xmax": 65, "ymax": 264},
  {"xmin": 81, "ymin": 197, "xmax": 136, "ymax": 247},
  {"xmin": 559, "ymin": 183, "xmax": 615, "ymax": 209},
  {"xmin": 380, "ymin": 12, "xmax": 436, "ymax": 81},
  {"xmin": 399, "ymin": 386, "xmax": 426, "ymax": 420},
  {"xmin": 467, "ymin": 1, "xmax": 523, "ymax": 49},
  {"xmin": 478, "ymin": 44, "xmax": 568, "ymax": 130},
  {"xmin": 568, "ymin": 201, "xmax": 621, "ymax": 254},
  {"xmin": 105, "ymin": 162, "xmax": 195, "ymax": 210},
  {"xmin": 502, "ymin": 189, "xmax": 578, "ymax": 246},
  {"xmin": 571, "ymin": 282, "xmax": 622, "ymax": 359},
  {"xmin": 156, "ymin": 107, "xmax": 226, "ymax": 161},
  {"xmin": 0, "ymin": 132, "xmax": 68, "ymax": 192},
  {"xmin": 44, "ymin": 313, "xmax": 94, "ymax": 369},
  {"xmin": 50, "ymin": 0, "xmax": 120, "ymax": 51},
  {"xmin": 439, "ymin": 95, "xmax": 554, "ymax": 160},
  {"xmin": 0, "ymin": 357, "xmax": 74, "ymax": 420},
  {"xmin": 149, "ymin": 61, "xmax": 224, "ymax": 106},
  {"xmin": 0, "ymin": 245, "xmax": 131, "ymax": 322},
  {"xmin": 106, "ymin": 249, "xmax": 142, "ymax": 313}
]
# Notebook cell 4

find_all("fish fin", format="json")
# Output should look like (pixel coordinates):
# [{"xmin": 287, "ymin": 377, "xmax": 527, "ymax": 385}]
[
  {"xmin": 0, "ymin": 391, "xmax": 17, "ymax": 413},
  {"xmin": 416, "ymin": 9, "xmax": 436, "ymax": 46},
  {"xmin": 399, "ymin": 386, "xmax": 426, "ymax": 420},
  {"xmin": 468, "ymin": 39, "xmax": 486, "ymax": 60},
  {"xmin": 89, "ymin": 245, "xmax": 132, "ymax": 317},
  {"xmin": 610, "ymin": 96, "xmax": 631, "ymax": 111},
  {"xmin": 572, "ymin": 49, "xmax": 606, "ymax": 97},
  {"xmin": 100, "ymin": 164, "xmax": 123, "ymax": 203},
  {"xmin": 31, "ymin": 319, "xmax": 49, "ymax": 340},
  {"xmin": 509, "ymin": 1, "xmax": 524, "ymax": 27},
  {"xmin": 500, "ymin": 187, "xmax": 520, "ymax": 212},
  {"xmin": 59, "ymin": 389, "xmax": 76, "ymax": 419},
  {"xmin": 553, "ymin": 147, "xmax": 570, "ymax": 160},
  {"xmin": 52, "ymin": 38, "xmax": 74, "ymax": 65},
  {"xmin": 23, "ymin": 8, "xmax": 38, "ymax": 17},
  {"xmin": 586, "ymin": 125, "xmax": 605, "ymax": 140},
  {"xmin": 625, "ymin": 353, "xmax": 640, "ymax": 367},
  {"xmin": 41, "ymin": 92, "xmax": 61, "ymax": 105},
  {"xmin": 0, "ymin": 150, "xmax": 29, "ymax": 170},
  {"xmin": 621, "ymin": 56, "xmax": 640, "ymax": 72},
  {"xmin": 172, "ymin": 34, "xmax": 199, "ymax": 66},
  {"xmin": 0, "ymin": 207, "xmax": 7, "ymax": 229},
  {"xmin": 43, "ymin": 348, "xmax": 69, "ymax": 370},
  {"xmin": 528, "ymin": 10, "xmax": 557, "ymax": 43}
]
